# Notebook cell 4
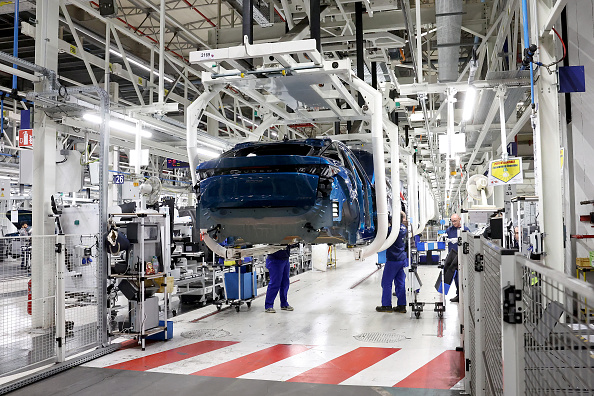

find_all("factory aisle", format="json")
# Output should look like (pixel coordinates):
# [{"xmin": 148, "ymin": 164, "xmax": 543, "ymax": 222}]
[{"xmin": 10, "ymin": 251, "xmax": 464, "ymax": 395}]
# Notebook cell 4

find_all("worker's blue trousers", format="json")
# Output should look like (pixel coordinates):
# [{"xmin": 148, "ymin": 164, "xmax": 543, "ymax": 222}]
[
  {"xmin": 265, "ymin": 260, "xmax": 290, "ymax": 309},
  {"xmin": 382, "ymin": 260, "xmax": 407, "ymax": 307}
]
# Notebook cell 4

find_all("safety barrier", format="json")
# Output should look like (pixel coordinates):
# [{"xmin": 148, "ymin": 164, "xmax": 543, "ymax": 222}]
[
  {"xmin": 0, "ymin": 234, "xmax": 103, "ymax": 381},
  {"xmin": 461, "ymin": 232, "xmax": 594, "ymax": 395},
  {"xmin": 516, "ymin": 256, "xmax": 594, "ymax": 395}
]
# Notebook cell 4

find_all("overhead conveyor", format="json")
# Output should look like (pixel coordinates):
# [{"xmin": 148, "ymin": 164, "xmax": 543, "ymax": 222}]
[{"xmin": 186, "ymin": 37, "xmax": 390, "ymax": 260}]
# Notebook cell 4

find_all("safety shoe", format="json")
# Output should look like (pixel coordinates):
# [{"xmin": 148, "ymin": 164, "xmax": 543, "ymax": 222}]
[
  {"xmin": 450, "ymin": 296, "xmax": 459, "ymax": 303},
  {"xmin": 376, "ymin": 305, "xmax": 393, "ymax": 312},
  {"xmin": 281, "ymin": 305, "xmax": 294, "ymax": 311},
  {"xmin": 265, "ymin": 308, "xmax": 276, "ymax": 313},
  {"xmin": 393, "ymin": 305, "xmax": 407, "ymax": 313}
]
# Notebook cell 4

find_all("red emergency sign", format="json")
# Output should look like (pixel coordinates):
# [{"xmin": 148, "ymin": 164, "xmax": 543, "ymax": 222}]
[{"xmin": 18, "ymin": 129, "xmax": 33, "ymax": 147}]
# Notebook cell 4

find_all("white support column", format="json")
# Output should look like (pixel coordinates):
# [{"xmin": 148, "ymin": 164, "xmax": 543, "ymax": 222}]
[
  {"xmin": 415, "ymin": 0, "xmax": 423, "ymax": 84},
  {"xmin": 530, "ymin": 0, "xmax": 564, "ymax": 273},
  {"xmin": 32, "ymin": 0, "xmax": 59, "ymax": 329},
  {"xmin": 446, "ymin": 88, "xmax": 456, "ymax": 204}
]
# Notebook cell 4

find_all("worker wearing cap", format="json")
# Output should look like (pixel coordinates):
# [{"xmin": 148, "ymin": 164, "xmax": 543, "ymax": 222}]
[
  {"xmin": 445, "ymin": 213, "xmax": 469, "ymax": 302},
  {"xmin": 376, "ymin": 211, "xmax": 408, "ymax": 313}
]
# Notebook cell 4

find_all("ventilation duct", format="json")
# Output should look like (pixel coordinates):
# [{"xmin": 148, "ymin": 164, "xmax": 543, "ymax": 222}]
[{"xmin": 435, "ymin": 0, "xmax": 463, "ymax": 82}]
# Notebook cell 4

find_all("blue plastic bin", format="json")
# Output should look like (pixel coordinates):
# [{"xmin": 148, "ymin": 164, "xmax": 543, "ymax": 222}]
[
  {"xmin": 416, "ymin": 241, "xmax": 446, "ymax": 251},
  {"xmin": 147, "ymin": 320, "xmax": 173, "ymax": 341},
  {"xmin": 224, "ymin": 269, "xmax": 257, "ymax": 300}
]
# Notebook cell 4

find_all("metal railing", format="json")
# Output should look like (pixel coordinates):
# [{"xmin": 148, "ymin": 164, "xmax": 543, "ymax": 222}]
[
  {"xmin": 517, "ymin": 256, "xmax": 594, "ymax": 395},
  {"xmin": 461, "ymin": 232, "xmax": 594, "ymax": 396},
  {"xmin": 461, "ymin": 233, "xmax": 486, "ymax": 395},
  {"xmin": 482, "ymin": 239, "xmax": 504, "ymax": 396},
  {"xmin": 0, "ymin": 234, "xmax": 102, "ymax": 380}
]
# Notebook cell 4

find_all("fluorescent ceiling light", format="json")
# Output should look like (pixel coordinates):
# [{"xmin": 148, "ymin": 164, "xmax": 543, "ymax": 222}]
[
  {"xmin": 463, "ymin": 86, "xmax": 477, "ymax": 121},
  {"xmin": 109, "ymin": 49, "xmax": 174, "ymax": 83},
  {"xmin": 196, "ymin": 147, "xmax": 220, "ymax": 159},
  {"xmin": 83, "ymin": 113, "xmax": 152, "ymax": 138},
  {"xmin": 200, "ymin": 139, "xmax": 228, "ymax": 151}
]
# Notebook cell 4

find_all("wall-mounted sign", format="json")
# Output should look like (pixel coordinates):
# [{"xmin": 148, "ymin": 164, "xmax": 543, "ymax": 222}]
[
  {"xmin": 488, "ymin": 158, "xmax": 523, "ymax": 185},
  {"xmin": 113, "ymin": 174, "xmax": 125, "ymax": 184},
  {"xmin": 18, "ymin": 129, "xmax": 33, "ymax": 148},
  {"xmin": 167, "ymin": 158, "xmax": 189, "ymax": 168}
]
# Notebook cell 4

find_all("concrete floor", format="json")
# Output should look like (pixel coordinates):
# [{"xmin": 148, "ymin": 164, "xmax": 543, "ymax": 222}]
[{"xmin": 8, "ymin": 249, "xmax": 464, "ymax": 395}]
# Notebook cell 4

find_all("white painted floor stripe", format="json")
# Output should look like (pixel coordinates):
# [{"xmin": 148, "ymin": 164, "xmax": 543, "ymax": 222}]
[
  {"xmin": 238, "ymin": 345, "xmax": 350, "ymax": 382},
  {"xmin": 340, "ymin": 347, "xmax": 446, "ymax": 386},
  {"xmin": 148, "ymin": 341, "xmax": 274, "ymax": 375}
]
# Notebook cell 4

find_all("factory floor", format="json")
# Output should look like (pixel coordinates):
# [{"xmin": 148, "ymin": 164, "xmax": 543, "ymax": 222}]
[{"xmin": 8, "ymin": 250, "xmax": 464, "ymax": 396}]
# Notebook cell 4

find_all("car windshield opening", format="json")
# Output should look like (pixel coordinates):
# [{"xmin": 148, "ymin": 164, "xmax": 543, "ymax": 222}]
[{"xmin": 224, "ymin": 144, "xmax": 317, "ymax": 158}]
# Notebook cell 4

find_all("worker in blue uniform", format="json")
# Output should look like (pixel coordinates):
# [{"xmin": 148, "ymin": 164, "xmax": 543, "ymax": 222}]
[
  {"xmin": 445, "ymin": 213, "xmax": 470, "ymax": 302},
  {"xmin": 264, "ymin": 245, "xmax": 294, "ymax": 313},
  {"xmin": 376, "ymin": 211, "xmax": 408, "ymax": 313}
]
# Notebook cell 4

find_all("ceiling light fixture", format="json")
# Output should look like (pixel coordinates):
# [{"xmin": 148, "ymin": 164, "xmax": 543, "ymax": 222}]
[
  {"xmin": 83, "ymin": 113, "xmax": 152, "ymax": 138},
  {"xmin": 196, "ymin": 147, "xmax": 220, "ymax": 159}
]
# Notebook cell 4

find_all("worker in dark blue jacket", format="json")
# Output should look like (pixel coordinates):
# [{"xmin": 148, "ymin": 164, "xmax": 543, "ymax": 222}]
[
  {"xmin": 445, "ymin": 213, "xmax": 470, "ymax": 302},
  {"xmin": 376, "ymin": 211, "xmax": 408, "ymax": 313},
  {"xmin": 264, "ymin": 245, "xmax": 295, "ymax": 313}
]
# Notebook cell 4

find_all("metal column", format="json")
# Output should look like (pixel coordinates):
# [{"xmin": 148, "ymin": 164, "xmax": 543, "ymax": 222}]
[
  {"xmin": 243, "ymin": 0, "xmax": 253, "ymax": 44},
  {"xmin": 355, "ymin": 2, "xmax": 364, "ymax": 106},
  {"xmin": 529, "ymin": 0, "xmax": 564, "ymax": 274},
  {"xmin": 310, "ymin": 0, "xmax": 321, "ymax": 52}
]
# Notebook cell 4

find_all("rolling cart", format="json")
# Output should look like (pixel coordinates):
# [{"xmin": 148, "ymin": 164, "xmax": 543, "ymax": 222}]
[
  {"xmin": 218, "ymin": 261, "xmax": 257, "ymax": 312},
  {"xmin": 408, "ymin": 241, "xmax": 446, "ymax": 319}
]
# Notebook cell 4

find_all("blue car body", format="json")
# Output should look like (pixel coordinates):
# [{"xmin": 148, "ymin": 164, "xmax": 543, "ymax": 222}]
[{"xmin": 195, "ymin": 139, "xmax": 377, "ymax": 245}]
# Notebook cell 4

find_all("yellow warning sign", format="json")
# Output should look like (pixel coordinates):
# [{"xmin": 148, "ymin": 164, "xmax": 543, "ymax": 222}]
[
  {"xmin": 69, "ymin": 45, "xmax": 77, "ymax": 55},
  {"xmin": 0, "ymin": 193, "xmax": 4, "ymax": 197},
  {"xmin": 488, "ymin": 158, "xmax": 523, "ymax": 185}
]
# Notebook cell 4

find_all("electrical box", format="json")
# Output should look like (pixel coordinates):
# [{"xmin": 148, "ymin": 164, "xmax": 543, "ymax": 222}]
[
  {"xmin": 130, "ymin": 296, "xmax": 159, "ymax": 331},
  {"xmin": 0, "ymin": 177, "xmax": 10, "ymax": 200},
  {"xmin": 122, "ymin": 180, "xmax": 141, "ymax": 200},
  {"xmin": 109, "ymin": 82, "xmax": 119, "ymax": 104},
  {"xmin": 89, "ymin": 162, "xmax": 100, "ymax": 185},
  {"xmin": 61, "ymin": 204, "xmax": 100, "ymax": 235},
  {"xmin": 55, "ymin": 150, "xmax": 83, "ymax": 193},
  {"xmin": 19, "ymin": 149, "xmax": 33, "ymax": 185},
  {"xmin": 98, "ymin": 0, "xmax": 118, "ymax": 17}
]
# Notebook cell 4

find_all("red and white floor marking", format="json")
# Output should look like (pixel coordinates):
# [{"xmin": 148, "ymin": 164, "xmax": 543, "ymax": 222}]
[{"xmin": 89, "ymin": 340, "xmax": 464, "ymax": 389}]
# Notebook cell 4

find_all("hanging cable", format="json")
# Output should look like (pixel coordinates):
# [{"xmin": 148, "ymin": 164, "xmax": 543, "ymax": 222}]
[{"xmin": 535, "ymin": 27, "xmax": 566, "ymax": 73}]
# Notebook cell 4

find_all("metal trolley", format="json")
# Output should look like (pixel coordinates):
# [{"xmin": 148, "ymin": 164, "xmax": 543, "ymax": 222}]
[
  {"xmin": 219, "ymin": 261, "xmax": 257, "ymax": 312},
  {"xmin": 408, "ymin": 241, "xmax": 447, "ymax": 319}
]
